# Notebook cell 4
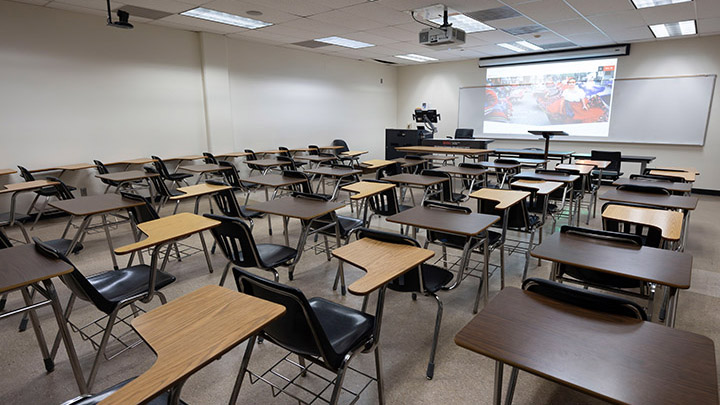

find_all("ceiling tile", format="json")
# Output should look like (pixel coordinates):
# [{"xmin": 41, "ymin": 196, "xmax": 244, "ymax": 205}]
[
  {"xmin": 279, "ymin": 16, "xmax": 358, "ymax": 36},
  {"xmin": 467, "ymin": 44, "xmax": 514, "ymax": 56},
  {"xmin": 308, "ymin": 9, "xmax": 387, "ymax": 31},
  {"xmin": 566, "ymin": 32, "xmax": 615, "ymax": 46},
  {"xmin": 564, "ymin": 0, "xmax": 634, "ymax": 16},
  {"xmin": 250, "ymin": 24, "xmax": 324, "ymax": 41},
  {"xmin": 449, "ymin": 0, "xmax": 507, "ymax": 14},
  {"xmin": 242, "ymin": 0, "xmax": 332, "ymax": 17},
  {"xmin": 640, "ymin": 1, "xmax": 696, "ymax": 25},
  {"xmin": 343, "ymin": 30, "xmax": 404, "ymax": 45},
  {"xmin": 119, "ymin": 0, "xmax": 193, "ymax": 14},
  {"xmin": 311, "ymin": 0, "xmax": 368, "ymax": 9},
  {"xmin": 514, "ymin": 0, "xmax": 582, "ymax": 24},
  {"xmin": 472, "ymin": 29, "xmax": 522, "ymax": 43},
  {"xmin": 696, "ymin": 0, "xmax": 720, "ymax": 19},
  {"xmin": 486, "ymin": 16, "xmax": 537, "ymax": 29},
  {"xmin": 543, "ymin": 18, "xmax": 600, "ymax": 36},
  {"xmin": 608, "ymin": 26, "xmax": 654, "ymax": 41},
  {"xmin": 698, "ymin": 17, "xmax": 720, "ymax": 34},
  {"xmin": 228, "ymin": 29, "xmax": 296, "ymax": 44},
  {"xmin": 50, "ymin": 0, "xmax": 123, "ymax": 12},
  {"xmin": 589, "ymin": 10, "xmax": 647, "ymax": 31},
  {"xmin": 516, "ymin": 31, "xmax": 565, "ymax": 45},
  {"xmin": 379, "ymin": 0, "xmax": 441, "ymax": 12},
  {"xmin": 201, "ymin": 0, "xmax": 299, "ymax": 24},
  {"xmin": 10, "ymin": 0, "xmax": 51, "ymax": 5},
  {"xmin": 371, "ymin": 25, "xmax": 419, "ymax": 41},
  {"xmin": 342, "ymin": 2, "xmax": 413, "ymax": 26}
]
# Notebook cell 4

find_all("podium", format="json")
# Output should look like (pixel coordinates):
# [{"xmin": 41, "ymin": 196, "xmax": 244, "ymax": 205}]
[{"xmin": 528, "ymin": 130, "xmax": 568, "ymax": 162}]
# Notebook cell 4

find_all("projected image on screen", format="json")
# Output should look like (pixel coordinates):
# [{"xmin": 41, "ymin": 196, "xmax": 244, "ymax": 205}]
[{"xmin": 484, "ymin": 58, "xmax": 617, "ymax": 137}]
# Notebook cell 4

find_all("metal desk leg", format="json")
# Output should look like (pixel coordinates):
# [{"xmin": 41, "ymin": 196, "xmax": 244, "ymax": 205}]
[
  {"xmin": 229, "ymin": 335, "xmax": 257, "ymax": 405},
  {"xmin": 473, "ymin": 236, "xmax": 490, "ymax": 314},
  {"xmin": 494, "ymin": 361, "xmax": 504, "ymax": 405},
  {"xmin": 41, "ymin": 279, "xmax": 88, "ymax": 394},
  {"xmin": 505, "ymin": 367, "xmax": 519, "ymax": 405},
  {"xmin": 20, "ymin": 287, "xmax": 53, "ymax": 372},
  {"xmin": 265, "ymin": 188, "xmax": 272, "ymax": 235}
]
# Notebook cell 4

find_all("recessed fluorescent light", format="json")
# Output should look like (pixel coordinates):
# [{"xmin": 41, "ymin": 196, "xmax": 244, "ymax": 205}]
[
  {"xmin": 429, "ymin": 14, "xmax": 494, "ymax": 33},
  {"xmin": 516, "ymin": 41, "xmax": 543, "ymax": 51},
  {"xmin": 395, "ymin": 54, "xmax": 438, "ymax": 62},
  {"xmin": 181, "ymin": 7, "xmax": 272, "ymax": 29},
  {"xmin": 497, "ymin": 41, "xmax": 544, "ymax": 53},
  {"xmin": 649, "ymin": 20, "xmax": 696, "ymax": 38},
  {"xmin": 315, "ymin": 36, "xmax": 374, "ymax": 49},
  {"xmin": 631, "ymin": 0, "xmax": 692, "ymax": 9}
]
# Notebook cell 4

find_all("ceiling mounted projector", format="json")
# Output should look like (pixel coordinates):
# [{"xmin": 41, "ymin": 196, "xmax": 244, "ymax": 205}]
[
  {"xmin": 417, "ymin": 5, "xmax": 465, "ymax": 46},
  {"xmin": 106, "ymin": 0, "xmax": 133, "ymax": 29}
]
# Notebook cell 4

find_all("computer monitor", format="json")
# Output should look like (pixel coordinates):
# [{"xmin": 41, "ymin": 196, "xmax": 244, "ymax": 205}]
[
  {"xmin": 455, "ymin": 128, "xmax": 474, "ymax": 139},
  {"xmin": 413, "ymin": 109, "xmax": 438, "ymax": 123}
]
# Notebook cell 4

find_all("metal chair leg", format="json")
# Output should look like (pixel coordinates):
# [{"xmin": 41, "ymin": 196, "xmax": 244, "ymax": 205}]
[
  {"xmin": 219, "ymin": 262, "xmax": 232, "ymax": 286},
  {"xmin": 426, "ymin": 293, "xmax": 443, "ymax": 380},
  {"xmin": 329, "ymin": 357, "xmax": 351, "ymax": 405},
  {"xmin": 86, "ymin": 310, "xmax": 120, "ymax": 390},
  {"xmin": 505, "ymin": 367, "xmax": 519, "ymax": 405},
  {"xmin": 229, "ymin": 335, "xmax": 257, "ymax": 405},
  {"xmin": 375, "ymin": 345, "xmax": 385, "ymax": 405}
]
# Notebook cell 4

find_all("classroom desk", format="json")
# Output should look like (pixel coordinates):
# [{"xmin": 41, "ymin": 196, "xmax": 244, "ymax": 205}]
[
  {"xmin": 653, "ymin": 166, "xmax": 700, "ymax": 174},
  {"xmin": 0, "ymin": 244, "xmax": 88, "ymax": 394},
  {"xmin": 341, "ymin": 150, "xmax": 368, "ymax": 157},
  {"xmin": 602, "ymin": 204, "xmax": 684, "ymax": 242},
  {"xmin": 513, "ymin": 172, "xmax": 580, "ymax": 224},
  {"xmin": 178, "ymin": 163, "xmax": 230, "ymax": 184},
  {"xmin": 0, "ymin": 168, "xmax": 17, "ymax": 176},
  {"xmin": 100, "ymin": 285, "xmax": 285, "ymax": 405},
  {"xmin": 386, "ymin": 205, "xmax": 500, "ymax": 310},
  {"xmin": 1, "ymin": 180, "xmax": 60, "ymax": 242},
  {"xmin": 361, "ymin": 159, "xmax": 396, "ymax": 170},
  {"xmin": 613, "ymin": 177, "xmax": 692, "ymax": 194},
  {"xmin": 294, "ymin": 154, "xmax": 337, "ymax": 169},
  {"xmin": 246, "ymin": 196, "xmax": 345, "ymax": 280},
  {"xmin": 391, "ymin": 157, "xmax": 426, "ymax": 170},
  {"xmin": 600, "ymin": 188, "xmax": 698, "ymax": 250},
  {"xmin": 341, "ymin": 181, "xmax": 396, "ymax": 225},
  {"xmin": 115, "ymin": 213, "xmax": 219, "ymax": 302},
  {"xmin": 319, "ymin": 145, "xmax": 344, "ymax": 151},
  {"xmin": 243, "ymin": 158, "xmax": 292, "ymax": 174},
  {"xmin": 572, "ymin": 152, "xmax": 656, "ymax": 172},
  {"xmin": 304, "ymin": 166, "xmax": 361, "ymax": 199},
  {"xmin": 105, "ymin": 158, "xmax": 156, "ymax": 171},
  {"xmin": 481, "ymin": 161, "xmax": 522, "ymax": 188},
  {"xmin": 556, "ymin": 164, "xmax": 595, "ymax": 224},
  {"xmin": 49, "ymin": 194, "xmax": 144, "ymax": 269},
  {"xmin": 381, "ymin": 173, "xmax": 448, "ymax": 204},
  {"xmin": 532, "ymin": 230, "xmax": 692, "ymax": 325},
  {"xmin": 493, "ymin": 149, "xmax": 575, "ymax": 163},
  {"xmin": 95, "ymin": 170, "xmax": 158, "ymax": 193},
  {"xmin": 511, "ymin": 157, "xmax": 548, "ymax": 166},
  {"xmin": 454, "ymin": 287, "xmax": 717, "ymax": 405},
  {"xmin": 649, "ymin": 170, "xmax": 696, "ymax": 182},
  {"xmin": 433, "ymin": 165, "xmax": 489, "ymax": 193},
  {"xmin": 510, "ymin": 180, "xmax": 563, "ymax": 236},
  {"xmin": 421, "ymin": 155, "xmax": 457, "ymax": 165},
  {"xmin": 239, "ymin": 174, "xmax": 309, "ymax": 234},
  {"xmin": 28, "ymin": 163, "xmax": 95, "ymax": 174},
  {"xmin": 215, "ymin": 151, "xmax": 252, "ymax": 159},
  {"xmin": 395, "ymin": 145, "xmax": 493, "ymax": 157}
]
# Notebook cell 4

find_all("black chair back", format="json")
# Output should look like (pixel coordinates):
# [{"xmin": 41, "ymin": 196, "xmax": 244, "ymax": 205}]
[
  {"xmin": 423, "ymin": 201, "xmax": 471, "ymax": 247},
  {"xmin": 281, "ymin": 170, "xmax": 312, "ymax": 193},
  {"xmin": 0, "ymin": 229, "xmax": 12, "ymax": 248},
  {"xmin": 421, "ymin": 170, "xmax": 454, "ymax": 202},
  {"xmin": 617, "ymin": 184, "xmax": 670, "ymax": 195},
  {"xmin": 217, "ymin": 161, "xmax": 243, "ymax": 189},
  {"xmin": 278, "ymin": 147, "xmax": 292, "ymax": 158},
  {"xmin": 277, "ymin": 155, "xmax": 298, "ymax": 171},
  {"xmin": 202, "ymin": 152, "xmax": 218, "ymax": 165},
  {"xmin": 144, "ymin": 166, "xmax": 173, "ymax": 198},
  {"xmin": 522, "ymin": 278, "xmax": 647, "ymax": 320},
  {"xmin": 243, "ymin": 149, "xmax": 264, "ymax": 171},
  {"xmin": 355, "ymin": 228, "xmax": 425, "ymax": 293},
  {"xmin": 601, "ymin": 202, "xmax": 663, "ymax": 248},
  {"xmin": 233, "ymin": 268, "xmax": 338, "ymax": 367},
  {"xmin": 458, "ymin": 162, "xmax": 485, "ymax": 190},
  {"xmin": 17, "ymin": 166, "xmax": 35, "ymax": 182},
  {"xmin": 34, "ymin": 238, "xmax": 113, "ymax": 314},
  {"xmin": 46, "ymin": 177, "xmax": 74, "ymax": 200},
  {"xmin": 454, "ymin": 128, "xmax": 474, "ymax": 139},
  {"xmin": 93, "ymin": 160, "xmax": 110, "ymax": 175},
  {"xmin": 205, "ymin": 214, "xmax": 264, "ymax": 269},
  {"xmin": 210, "ymin": 187, "xmax": 244, "ymax": 218},
  {"xmin": 331, "ymin": 139, "xmax": 350, "ymax": 154},
  {"xmin": 590, "ymin": 150, "xmax": 621, "ymax": 173},
  {"xmin": 478, "ymin": 194, "xmax": 531, "ymax": 231},
  {"xmin": 365, "ymin": 180, "xmax": 400, "ymax": 217},
  {"xmin": 121, "ymin": 192, "xmax": 160, "ymax": 224},
  {"xmin": 308, "ymin": 145, "xmax": 319, "ymax": 156},
  {"xmin": 629, "ymin": 174, "xmax": 682, "ymax": 183},
  {"xmin": 376, "ymin": 162, "xmax": 402, "ymax": 180},
  {"xmin": 150, "ymin": 156, "xmax": 173, "ymax": 179}
]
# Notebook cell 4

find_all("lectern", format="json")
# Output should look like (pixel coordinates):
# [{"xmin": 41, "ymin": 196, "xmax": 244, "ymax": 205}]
[{"xmin": 528, "ymin": 130, "xmax": 568, "ymax": 161}]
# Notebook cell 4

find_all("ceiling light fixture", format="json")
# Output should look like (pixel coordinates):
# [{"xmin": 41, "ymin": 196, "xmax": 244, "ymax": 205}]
[
  {"xmin": 181, "ymin": 7, "xmax": 272, "ymax": 29},
  {"xmin": 631, "ymin": 0, "xmax": 692, "ymax": 9},
  {"xmin": 516, "ymin": 41, "xmax": 543, "ymax": 51},
  {"xmin": 106, "ymin": 0, "xmax": 133, "ymax": 29},
  {"xmin": 395, "ymin": 54, "xmax": 439, "ymax": 62},
  {"xmin": 649, "ymin": 19, "xmax": 696, "ymax": 38},
  {"xmin": 497, "ymin": 41, "xmax": 544, "ymax": 53},
  {"xmin": 315, "ymin": 36, "xmax": 374, "ymax": 49},
  {"xmin": 429, "ymin": 13, "xmax": 494, "ymax": 33},
  {"xmin": 497, "ymin": 43, "xmax": 527, "ymax": 52}
]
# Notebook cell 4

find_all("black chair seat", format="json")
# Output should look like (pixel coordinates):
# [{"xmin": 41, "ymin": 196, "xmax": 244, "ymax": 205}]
[
  {"xmin": 239, "ymin": 181, "xmax": 261, "ymax": 190},
  {"xmin": 255, "ymin": 243, "xmax": 298, "ymax": 268},
  {"xmin": 398, "ymin": 204, "xmax": 413, "ymax": 213},
  {"xmin": 238, "ymin": 206, "xmax": 264, "ymax": 219},
  {"xmin": 42, "ymin": 238, "xmax": 83, "ymax": 255},
  {"xmin": 167, "ymin": 188, "xmax": 186, "ymax": 197},
  {"xmin": 62, "ymin": 376, "xmax": 186, "ymax": 405},
  {"xmin": 419, "ymin": 264, "xmax": 454, "ymax": 293},
  {"xmin": 308, "ymin": 297, "xmax": 374, "ymax": 370},
  {"xmin": 0, "ymin": 211, "xmax": 32, "ymax": 225},
  {"xmin": 88, "ymin": 265, "xmax": 176, "ymax": 314},
  {"xmin": 167, "ymin": 172, "xmax": 193, "ymax": 181}
]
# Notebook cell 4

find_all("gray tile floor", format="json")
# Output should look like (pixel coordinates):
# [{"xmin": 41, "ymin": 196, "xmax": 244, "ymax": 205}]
[{"xmin": 1, "ymin": 183, "xmax": 718, "ymax": 404}]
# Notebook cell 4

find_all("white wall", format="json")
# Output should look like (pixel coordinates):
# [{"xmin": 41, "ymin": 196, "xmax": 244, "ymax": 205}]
[
  {"xmin": 397, "ymin": 35, "xmax": 720, "ymax": 190},
  {"xmin": 225, "ymin": 39, "xmax": 397, "ymax": 162},
  {"xmin": 0, "ymin": 0, "xmax": 207, "ymax": 195}
]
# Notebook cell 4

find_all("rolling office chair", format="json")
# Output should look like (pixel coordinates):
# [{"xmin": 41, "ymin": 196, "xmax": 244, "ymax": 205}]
[{"xmin": 454, "ymin": 128, "xmax": 474, "ymax": 139}]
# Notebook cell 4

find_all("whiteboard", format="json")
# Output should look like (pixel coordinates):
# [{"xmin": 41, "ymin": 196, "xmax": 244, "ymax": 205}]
[{"xmin": 458, "ymin": 74, "xmax": 716, "ymax": 146}]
